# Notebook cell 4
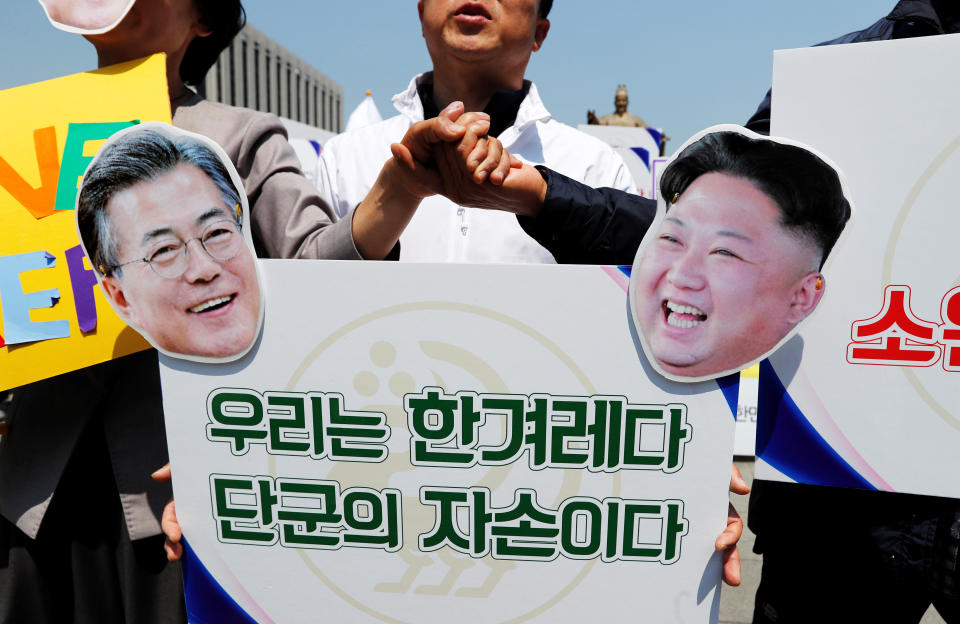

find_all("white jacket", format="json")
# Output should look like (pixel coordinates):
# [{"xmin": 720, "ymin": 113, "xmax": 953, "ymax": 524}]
[{"xmin": 317, "ymin": 72, "xmax": 636, "ymax": 263}]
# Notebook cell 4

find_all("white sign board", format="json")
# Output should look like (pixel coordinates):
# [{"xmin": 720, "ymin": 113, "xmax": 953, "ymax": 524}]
[
  {"xmin": 577, "ymin": 125, "xmax": 663, "ymax": 197},
  {"xmin": 160, "ymin": 261, "xmax": 737, "ymax": 623},
  {"xmin": 733, "ymin": 373, "xmax": 758, "ymax": 457},
  {"xmin": 755, "ymin": 34, "xmax": 960, "ymax": 497}
]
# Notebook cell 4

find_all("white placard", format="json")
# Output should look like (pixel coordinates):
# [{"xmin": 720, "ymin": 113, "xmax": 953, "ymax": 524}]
[
  {"xmin": 755, "ymin": 34, "xmax": 960, "ymax": 497},
  {"xmin": 577, "ymin": 125, "xmax": 664, "ymax": 197},
  {"xmin": 160, "ymin": 261, "xmax": 736, "ymax": 623}
]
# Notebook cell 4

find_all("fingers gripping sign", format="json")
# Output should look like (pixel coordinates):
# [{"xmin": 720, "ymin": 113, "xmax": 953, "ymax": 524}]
[
  {"xmin": 151, "ymin": 462, "xmax": 183, "ymax": 562},
  {"xmin": 716, "ymin": 464, "xmax": 750, "ymax": 586}
]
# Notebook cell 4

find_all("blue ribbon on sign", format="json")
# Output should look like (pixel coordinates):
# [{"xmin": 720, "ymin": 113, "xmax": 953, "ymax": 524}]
[
  {"xmin": 182, "ymin": 539, "xmax": 258, "ymax": 624},
  {"xmin": 756, "ymin": 359, "xmax": 874, "ymax": 490}
]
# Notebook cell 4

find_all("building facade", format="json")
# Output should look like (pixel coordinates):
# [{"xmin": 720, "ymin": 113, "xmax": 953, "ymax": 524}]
[{"xmin": 198, "ymin": 23, "xmax": 343, "ymax": 133}]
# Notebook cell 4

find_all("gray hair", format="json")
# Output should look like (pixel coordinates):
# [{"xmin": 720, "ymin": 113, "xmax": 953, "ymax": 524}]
[{"xmin": 77, "ymin": 127, "xmax": 242, "ymax": 276}]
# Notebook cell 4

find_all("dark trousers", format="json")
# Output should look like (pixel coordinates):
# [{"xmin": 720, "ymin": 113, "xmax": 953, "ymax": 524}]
[
  {"xmin": 751, "ymin": 481, "xmax": 960, "ymax": 623},
  {"xmin": 0, "ymin": 415, "xmax": 186, "ymax": 624}
]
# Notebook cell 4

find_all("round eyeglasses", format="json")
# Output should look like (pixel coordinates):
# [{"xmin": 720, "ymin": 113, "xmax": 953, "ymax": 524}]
[{"xmin": 108, "ymin": 219, "xmax": 244, "ymax": 280}]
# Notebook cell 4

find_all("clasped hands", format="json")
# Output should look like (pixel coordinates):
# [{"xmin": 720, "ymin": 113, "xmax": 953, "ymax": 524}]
[{"xmin": 387, "ymin": 101, "xmax": 547, "ymax": 217}]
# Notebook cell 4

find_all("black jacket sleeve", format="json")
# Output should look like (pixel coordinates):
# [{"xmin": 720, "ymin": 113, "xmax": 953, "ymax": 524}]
[
  {"xmin": 745, "ymin": 89, "xmax": 773, "ymax": 135},
  {"xmin": 517, "ymin": 167, "xmax": 657, "ymax": 265}
]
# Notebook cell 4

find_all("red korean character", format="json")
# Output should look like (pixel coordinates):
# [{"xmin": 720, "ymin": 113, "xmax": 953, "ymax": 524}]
[
  {"xmin": 939, "ymin": 286, "xmax": 960, "ymax": 372},
  {"xmin": 846, "ymin": 285, "xmax": 941, "ymax": 367}
]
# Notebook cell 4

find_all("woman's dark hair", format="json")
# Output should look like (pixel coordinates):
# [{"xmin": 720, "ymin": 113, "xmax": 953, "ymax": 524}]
[
  {"xmin": 180, "ymin": 0, "xmax": 246, "ymax": 86},
  {"xmin": 659, "ymin": 131, "xmax": 851, "ymax": 268},
  {"xmin": 539, "ymin": 0, "xmax": 553, "ymax": 18}
]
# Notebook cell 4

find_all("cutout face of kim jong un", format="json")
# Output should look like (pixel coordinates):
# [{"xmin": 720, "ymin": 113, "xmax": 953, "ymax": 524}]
[{"xmin": 631, "ymin": 129, "xmax": 851, "ymax": 381}]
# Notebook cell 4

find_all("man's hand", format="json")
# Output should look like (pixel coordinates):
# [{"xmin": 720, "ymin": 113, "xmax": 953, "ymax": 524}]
[
  {"xmin": 151, "ymin": 463, "xmax": 183, "ymax": 562},
  {"xmin": 429, "ymin": 133, "xmax": 545, "ymax": 217},
  {"xmin": 716, "ymin": 464, "xmax": 750, "ymax": 586},
  {"xmin": 353, "ymin": 101, "xmax": 493, "ymax": 259},
  {"xmin": 388, "ymin": 102, "xmax": 492, "ymax": 200},
  {"xmin": 419, "ymin": 111, "xmax": 545, "ymax": 217}
]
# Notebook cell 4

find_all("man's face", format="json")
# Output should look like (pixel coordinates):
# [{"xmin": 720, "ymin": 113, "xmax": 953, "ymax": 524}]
[
  {"xmin": 102, "ymin": 163, "xmax": 260, "ymax": 359},
  {"xmin": 635, "ymin": 172, "xmax": 822, "ymax": 378},
  {"xmin": 418, "ymin": 0, "xmax": 548, "ymax": 67}
]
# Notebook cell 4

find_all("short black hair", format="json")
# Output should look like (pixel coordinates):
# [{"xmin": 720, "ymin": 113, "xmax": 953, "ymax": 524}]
[
  {"xmin": 539, "ymin": 0, "xmax": 553, "ymax": 18},
  {"xmin": 180, "ymin": 0, "xmax": 246, "ymax": 86},
  {"xmin": 78, "ymin": 127, "xmax": 242, "ymax": 277},
  {"xmin": 659, "ymin": 131, "xmax": 850, "ymax": 268}
]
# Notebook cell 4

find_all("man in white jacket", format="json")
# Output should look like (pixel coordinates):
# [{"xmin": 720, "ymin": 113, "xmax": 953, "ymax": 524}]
[{"xmin": 317, "ymin": 0, "xmax": 635, "ymax": 263}]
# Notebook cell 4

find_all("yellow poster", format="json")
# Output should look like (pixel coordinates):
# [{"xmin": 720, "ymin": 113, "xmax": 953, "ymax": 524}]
[{"xmin": 0, "ymin": 54, "xmax": 170, "ymax": 390}]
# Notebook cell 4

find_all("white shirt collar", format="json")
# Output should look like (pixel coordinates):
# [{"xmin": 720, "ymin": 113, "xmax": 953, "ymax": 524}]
[
  {"xmin": 391, "ymin": 71, "xmax": 552, "ymax": 133},
  {"xmin": 391, "ymin": 72, "xmax": 431, "ymax": 122}
]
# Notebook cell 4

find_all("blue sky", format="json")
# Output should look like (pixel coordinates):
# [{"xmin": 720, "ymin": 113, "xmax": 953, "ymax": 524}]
[{"xmin": 2, "ymin": 1, "xmax": 894, "ymax": 149}]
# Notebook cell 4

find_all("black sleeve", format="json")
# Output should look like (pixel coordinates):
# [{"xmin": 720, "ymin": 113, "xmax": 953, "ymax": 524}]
[
  {"xmin": 517, "ymin": 166, "xmax": 657, "ymax": 265},
  {"xmin": 384, "ymin": 241, "xmax": 401, "ymax": 261},
  {"xmin": 745, "ymin": 88, "xmax": 772, "ymax": 136}
]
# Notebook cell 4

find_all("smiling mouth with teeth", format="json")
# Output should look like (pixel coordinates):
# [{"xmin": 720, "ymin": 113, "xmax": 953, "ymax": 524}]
[
  {"xmin": 663, "ymin": 300, "xmax": 707, "ymax": 329},
  {"xmin": 188, "ymin": 294, "xmax": 236, "ymax": 314}
]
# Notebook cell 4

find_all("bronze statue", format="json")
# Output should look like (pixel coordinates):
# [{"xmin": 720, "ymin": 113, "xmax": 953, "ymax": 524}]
[
  {"xmin": 588, "ymin": 85, "xmax": 648, "ymax": 127},
  {"xmin": 587, "ymin": 85, "xmax": 669, "ymax": 155}
]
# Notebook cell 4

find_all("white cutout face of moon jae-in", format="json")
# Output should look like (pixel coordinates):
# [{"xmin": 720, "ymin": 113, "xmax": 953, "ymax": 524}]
[{"xmin": 101, "ymin": 162, "xmax": 260, "ymax": 359}]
